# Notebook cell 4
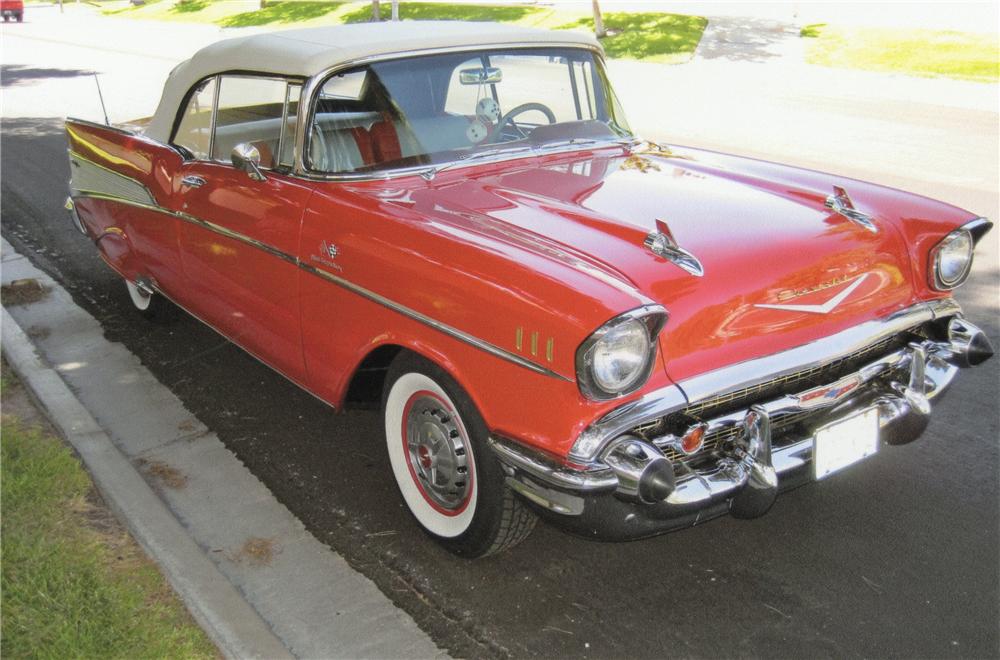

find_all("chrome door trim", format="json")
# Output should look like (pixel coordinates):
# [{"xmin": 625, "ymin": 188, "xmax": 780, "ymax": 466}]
[{"xmin": 71, "ymin": 190, "xmax": 570, "ymax": 381}]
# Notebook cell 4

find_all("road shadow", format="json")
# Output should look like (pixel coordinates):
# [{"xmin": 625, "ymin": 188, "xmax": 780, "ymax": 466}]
[
  {"xmin": 696, "ymin": 16, "xmax": 802, "ymax": 63},
  {"xmin": 1, "ymin": 64, "xmax": 97, "ymax": 88}
]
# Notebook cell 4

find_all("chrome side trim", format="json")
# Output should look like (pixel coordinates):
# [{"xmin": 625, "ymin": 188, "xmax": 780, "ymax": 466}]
[
  {"xmin": 69, "ymin": 151, "xmax": 157, "ymax": 207},
  {"xmin": 72, "ymin": 190, "xmax": 568, "ymax": 380},
  {"xmin": 300, "ymin": 262, "xmax": 570, "ymax": 381}
]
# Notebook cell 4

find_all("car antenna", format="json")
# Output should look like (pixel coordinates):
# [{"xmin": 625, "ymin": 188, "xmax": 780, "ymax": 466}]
[{"xmin": 93, "ymin": 73, "xmax": 110, "ymax": 126}]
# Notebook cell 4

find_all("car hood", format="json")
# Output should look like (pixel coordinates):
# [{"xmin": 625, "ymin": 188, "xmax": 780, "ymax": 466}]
[{"xmin": 407, "ymin": 145, "xmax": 918, "ymax": 382}]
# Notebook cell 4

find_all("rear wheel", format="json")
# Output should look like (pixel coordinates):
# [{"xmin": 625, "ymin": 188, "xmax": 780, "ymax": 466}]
[{"xmin": 382, "ymin": 353, "xmax": 536, "ymax": 557}]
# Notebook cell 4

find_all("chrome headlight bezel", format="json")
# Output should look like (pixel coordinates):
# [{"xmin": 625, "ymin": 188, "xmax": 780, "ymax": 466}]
[
  {"xmin": 929, "ymin": 227, "xmax": 974, "ymax": 291},
  {"xmin": 576, "ymin": 305, "xmax": 667, "ymax": 401}
]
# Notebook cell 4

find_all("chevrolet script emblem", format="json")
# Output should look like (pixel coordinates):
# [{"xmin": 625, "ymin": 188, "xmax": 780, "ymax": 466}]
[{"xmin": 756, "ymin": 272, "xmax": 870, "ymax": 315}]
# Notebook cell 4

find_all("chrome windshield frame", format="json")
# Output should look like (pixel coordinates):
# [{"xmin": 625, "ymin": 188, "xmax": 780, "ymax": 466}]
[{"xmin": 293, "ymin": 42, "xmax": 624, "ymax": 182}]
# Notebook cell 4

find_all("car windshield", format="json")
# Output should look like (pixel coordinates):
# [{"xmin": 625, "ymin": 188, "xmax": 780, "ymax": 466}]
[{"xmin": 306, "ymin": 47, "xmax": 632, "ymax": 175}]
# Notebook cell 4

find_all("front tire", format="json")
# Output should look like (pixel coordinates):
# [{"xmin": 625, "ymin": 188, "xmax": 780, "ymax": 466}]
[{"xmin": 382, "ymin": 353, "xmax": 536, "ymax": 557}]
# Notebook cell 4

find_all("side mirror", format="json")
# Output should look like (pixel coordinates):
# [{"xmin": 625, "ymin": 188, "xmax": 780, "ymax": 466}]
[{"xmin": 231, "ymin": 143, "xmax": 267, "ymax": 181}]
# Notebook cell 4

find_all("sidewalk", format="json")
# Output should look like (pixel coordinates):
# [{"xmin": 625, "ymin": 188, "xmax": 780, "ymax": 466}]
[{"xmin": 1, "ymin": 237, "xmax": 446, "ymax": 659}]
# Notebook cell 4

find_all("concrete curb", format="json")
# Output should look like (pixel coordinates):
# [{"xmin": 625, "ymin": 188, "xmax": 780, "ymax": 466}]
[{"xmin": 2, "ymin": 306, "xmax": 294, "ymax": 660}]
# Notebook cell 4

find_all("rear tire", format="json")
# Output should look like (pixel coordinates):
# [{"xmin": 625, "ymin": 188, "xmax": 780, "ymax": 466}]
[{"xmin": 382, "ymin": 352, "xmax": 536, "ymax": 557}]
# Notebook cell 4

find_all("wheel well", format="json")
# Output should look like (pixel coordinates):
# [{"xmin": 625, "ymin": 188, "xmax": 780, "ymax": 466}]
[{"xmin": 343, "ymin": 344, "xmax": 403, "ymax": 408}]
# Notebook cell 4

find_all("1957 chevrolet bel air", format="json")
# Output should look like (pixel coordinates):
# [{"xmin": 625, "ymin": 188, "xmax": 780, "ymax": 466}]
[{"xmin": 65, "ymin": 22, "xmax": 993, "ymax": 557}]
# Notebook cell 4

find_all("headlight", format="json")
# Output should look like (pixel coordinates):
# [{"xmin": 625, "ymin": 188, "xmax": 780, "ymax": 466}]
[
  {"xmin": 930, "ymin": 228, "xmax": 973, "ymax": 290},
  {"xmin": 576, "ymin": 307, "xmax": 667, "ymax": 400}
]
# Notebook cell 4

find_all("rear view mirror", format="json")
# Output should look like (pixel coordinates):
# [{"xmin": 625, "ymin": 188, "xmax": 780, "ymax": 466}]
[{"xmin": 460, "ymin": 67, "xmax": 502, "ymax": 85}]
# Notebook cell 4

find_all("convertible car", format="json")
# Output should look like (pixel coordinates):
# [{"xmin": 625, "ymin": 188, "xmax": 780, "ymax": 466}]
[{"xmin": 65, "ymin": 22, "xmax": 993, "ymax": 557}]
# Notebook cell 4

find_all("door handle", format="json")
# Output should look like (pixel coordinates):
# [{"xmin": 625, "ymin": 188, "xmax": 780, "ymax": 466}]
[{"xmin": 181, "ymin": 175, "xmax": 206, "ymax": 188}]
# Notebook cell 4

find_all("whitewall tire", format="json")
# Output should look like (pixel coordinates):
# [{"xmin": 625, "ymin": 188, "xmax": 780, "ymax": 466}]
[{"xmin": 382, "ymin": 353, "xmax": 537, "ymax": 557}]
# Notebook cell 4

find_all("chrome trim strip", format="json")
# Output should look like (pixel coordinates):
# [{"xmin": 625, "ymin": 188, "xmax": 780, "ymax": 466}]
[
  {"xmin": 299, "ymin": 262, "xmax": 571, "ymax": 381},
  {"xmin": 72, "ymin": 190, "xmax": 568, "ymax": 380}
]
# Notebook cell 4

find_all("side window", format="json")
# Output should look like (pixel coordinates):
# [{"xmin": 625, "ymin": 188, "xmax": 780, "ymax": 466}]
[
  {"xmin": 212, "ymin": 76, "xmax": 290, "ymax": 169},
  {"xmin": 172, "ymin": 77, "xmax": 216, "ymax": 159}
]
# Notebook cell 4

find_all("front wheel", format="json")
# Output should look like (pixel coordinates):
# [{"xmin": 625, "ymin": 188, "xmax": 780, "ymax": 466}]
[{"xmin": 382, "ymin": 353, "xmax": 536, "ymax": 557}]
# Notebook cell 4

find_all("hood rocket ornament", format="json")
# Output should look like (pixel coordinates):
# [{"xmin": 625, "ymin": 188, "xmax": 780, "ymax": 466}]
[
  {"xmin": 825, "ymin": 186, "xmax": 878, "ymax": 233},
  {"xmin": 644, "ymin": 218, "xmax": 704, "ymax": 277}
]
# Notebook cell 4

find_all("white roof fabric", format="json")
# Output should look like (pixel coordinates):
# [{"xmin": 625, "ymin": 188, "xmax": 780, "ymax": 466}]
[{"xmin": 144, "ymin": 21, "xmax": 600, "ymax": 142}]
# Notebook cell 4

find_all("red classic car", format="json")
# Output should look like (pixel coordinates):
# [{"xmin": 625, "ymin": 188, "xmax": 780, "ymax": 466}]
[
  {"xmin": 65, "ymin": 22, "xmax": 993, "ymax": 557},
  {"xmin": 1, "ymin": 0, "xmax": 23, "ymax": 22}
]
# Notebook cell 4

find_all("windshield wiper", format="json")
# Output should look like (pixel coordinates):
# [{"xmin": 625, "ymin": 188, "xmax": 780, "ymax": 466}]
[{"xmin": 418, "ymin": 145, "xmax": 534, "ymax": 181}]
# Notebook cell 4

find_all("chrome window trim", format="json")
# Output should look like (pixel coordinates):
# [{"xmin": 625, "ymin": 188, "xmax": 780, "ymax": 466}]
[
  {"xmin": 70, "ymin": 189, "xmax": 569, "ymax": 381},
  {"xmin": 293, "ymin": 42, "xmax": 608, "ymax": 182}
]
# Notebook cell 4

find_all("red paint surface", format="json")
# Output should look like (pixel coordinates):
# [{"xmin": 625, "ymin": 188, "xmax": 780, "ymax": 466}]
[{"xmin": 66, "ymin": 120, "xmax": 978, "ymax": 461}]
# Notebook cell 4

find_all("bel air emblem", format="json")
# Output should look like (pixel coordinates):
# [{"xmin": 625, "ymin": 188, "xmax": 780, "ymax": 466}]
[
  {"xmin": 320, "ymin": 240, "xmax": 339, "ymax": 259},
  {"xmin": 756, "ymin": 272, "xmax": 870, "ymax": 315}
]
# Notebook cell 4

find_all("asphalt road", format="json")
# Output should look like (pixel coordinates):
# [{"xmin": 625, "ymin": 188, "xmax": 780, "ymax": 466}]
[{"xmin": 3, "ymin": 7, "xmax": 999, "ymax": 658}]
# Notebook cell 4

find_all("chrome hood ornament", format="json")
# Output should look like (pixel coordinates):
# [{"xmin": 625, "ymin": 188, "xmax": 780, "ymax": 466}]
[
  {"xmin": 644, "ymin": 219, "xmax": 704, "ymax": 277},
  {"xmin": 825, "ymin": 186, "xmax": 877, "ymax": 233},
  {"xmin": 756, "ymin": 272, "xmax": 870, "ymax": 315}
]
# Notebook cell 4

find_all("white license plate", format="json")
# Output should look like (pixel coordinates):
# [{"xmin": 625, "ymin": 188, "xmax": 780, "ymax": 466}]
[{"xmin": 813, "ymin": 407, "xmax": 880, "ymax": 480}]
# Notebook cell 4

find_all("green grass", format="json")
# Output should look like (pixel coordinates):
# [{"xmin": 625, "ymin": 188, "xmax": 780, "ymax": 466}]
[
  {"xmin": 1, "ymin": 415, "xmax": 217, "ymax": 658},
  {"xmin": 802, "ymin": 23, "xmax": 999, "ymax": 83},
  {"xmin": 557, "ymin": 11, "xmax": 708, "ymax": 63},
  {"xmin": 341, "ymin": 1, "xmax": 544, "ymax": 24},
  {"xmin": 104, "ymin": 1, "xmax": 707, "ymax": 63}
]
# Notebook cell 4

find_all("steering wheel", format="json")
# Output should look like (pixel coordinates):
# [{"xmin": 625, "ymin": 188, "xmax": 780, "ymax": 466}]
[{"xmin": 489, "ymin": 102, "xmax": 557, "ymax": 142}]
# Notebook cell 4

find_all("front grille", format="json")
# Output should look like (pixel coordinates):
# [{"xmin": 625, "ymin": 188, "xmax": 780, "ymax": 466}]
[
  {"xmin": 636, "ymin": 329, "xmax": 919, "ymax": 465},
  {"xmin": 681, "ymin": 332, "xmax": 908, "ymax": 420}
]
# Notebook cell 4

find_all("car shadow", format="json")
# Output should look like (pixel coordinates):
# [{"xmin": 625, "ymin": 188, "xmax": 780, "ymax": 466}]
[{"xmin": 1, "ymin": 64, "xmax": 97, "ymax": 88}]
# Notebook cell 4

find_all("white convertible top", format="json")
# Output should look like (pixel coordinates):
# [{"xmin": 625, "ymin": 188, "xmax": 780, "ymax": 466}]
[{"xmin": 144, "ymin": 21, "xmax": 600, "ymax": 142}]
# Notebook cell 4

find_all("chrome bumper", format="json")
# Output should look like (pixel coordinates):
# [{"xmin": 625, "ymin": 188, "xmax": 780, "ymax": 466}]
[{"xmin": 490, "ymin": 304, "xmax": 993, "ymax": 536}]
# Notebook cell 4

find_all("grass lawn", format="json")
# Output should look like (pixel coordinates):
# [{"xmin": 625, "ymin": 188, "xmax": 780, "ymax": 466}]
[
  {"xmin": 802, "ymin": 24, "xmax": 999, "ymax": 83},
  {"xmin": 105, "ymin": 0, "xmax": 707, "ymax": 63},
  {"xmin": 0, "ymin": 396, "xmax": 217, "ymax": 658}
]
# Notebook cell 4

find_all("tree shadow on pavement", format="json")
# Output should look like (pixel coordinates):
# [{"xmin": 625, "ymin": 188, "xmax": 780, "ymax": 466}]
[
  {"xmin": 1, "ymin": 65, "xmax": 97, "ymax": 88},
  {"xmin": 696, "ymin": 16, "xmax": 802, "ymax": 63}
]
